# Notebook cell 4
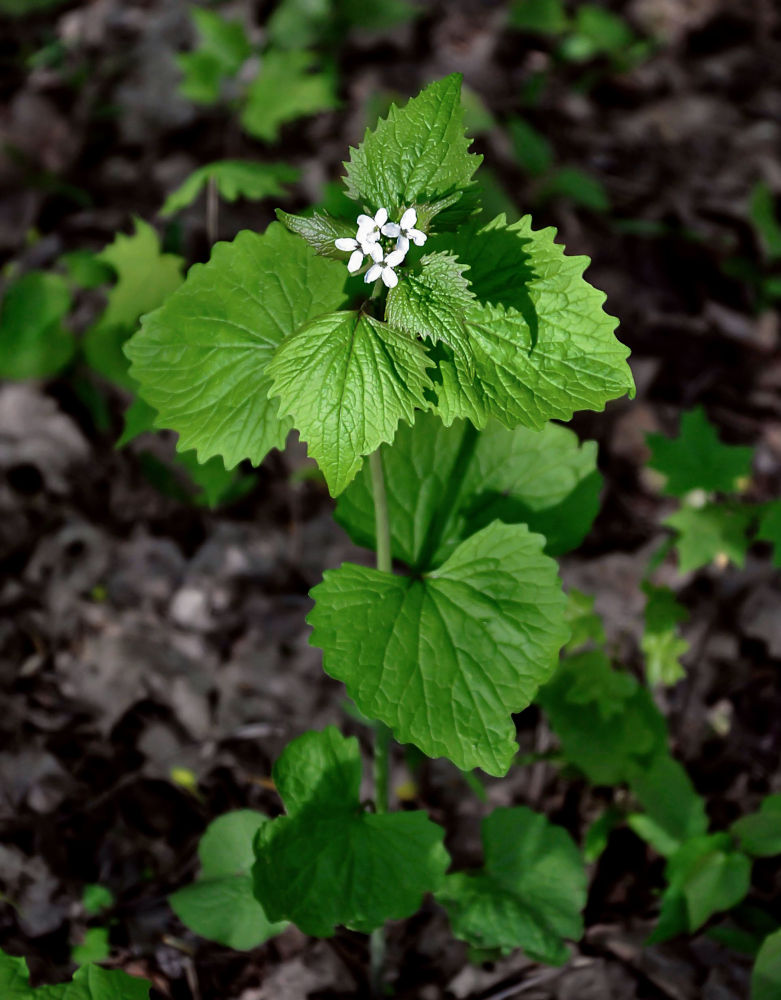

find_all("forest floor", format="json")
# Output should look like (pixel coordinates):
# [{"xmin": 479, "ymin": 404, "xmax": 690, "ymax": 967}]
[{"xmin": 1, "ymin": 0, "xmax": 780, "ymax": 997}]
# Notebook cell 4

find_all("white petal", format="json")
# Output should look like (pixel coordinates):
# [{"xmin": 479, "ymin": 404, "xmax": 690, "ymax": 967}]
[
  {"xmin": 395, "ymin": 235, "xmax": 410, "ymax": 257},
  {"xmin": 381, "ymin": 266, "xmax": 398, "ymax": 288},
  {"xmin": 357, "ymin": 214, "xmax": 373, "ymax": 228},
  {"xmin": 365, "ymin": 263, "xmax": 382, "ymax": 283},
  {"xmin": 385, "ymin": 247, "xmax": 406, "ymax": 267},
  {"xmin": 400, "ymin": 207, "xmax": 417, "ymax": 229},
  {"xmin": 347, "ymin": 250, "xmax": 364, "ymax": 272},
  {"xmin": 335, "ymin": 237, "xmax": 358, "ymax": 251},
  {"xmin": 381, "ymin": 222, "xmax": 401, "ymax": 237},
  {"xmin": 374, "ymin": 207, "xmax": 388, "ymax": 226},
  {"xmin": 368, "ymin": 242, "xmax": 384, "ymax": 262},
  {"xmin": 409, "ymin": 229, "xmax": 427, "ymax": 246}
]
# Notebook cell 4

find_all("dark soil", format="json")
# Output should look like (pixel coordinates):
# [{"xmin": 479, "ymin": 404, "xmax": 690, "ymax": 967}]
[{"xmin": 1, "ymin": 1, "xmax": 780, "ymax": 997}]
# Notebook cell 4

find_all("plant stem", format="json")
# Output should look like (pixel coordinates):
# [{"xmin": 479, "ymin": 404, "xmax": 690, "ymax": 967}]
[
  {"xmin": 206, "ymin": 176, "xmax": 219, "ymax": 246},
  {"xmin": 368, "ymin": 448, "xmax": 392, "ymax": 996}
]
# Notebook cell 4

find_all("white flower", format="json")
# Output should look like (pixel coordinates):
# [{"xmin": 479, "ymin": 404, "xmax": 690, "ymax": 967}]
[
  {"xmin": 356, "ymin": 207, "xmax": 388, "ymax": 245},
  {"xmin": 382, "ymin": 207, "xmax": 427, "ymax": 254},
  {"xmin": 334, "ymin": 236, "xmax": 383, "ymax": 273},
  {"xmin": 365, "ymin": 247, "xmax": 406, "ymax": 288}
]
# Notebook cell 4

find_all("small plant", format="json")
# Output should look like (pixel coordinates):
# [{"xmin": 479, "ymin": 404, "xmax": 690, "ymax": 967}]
[
  {"xmin": 0, "ymin": 947, "xmax": 151, "ymax": 997},
  {"xmin": 126, "ymin": 73, "xmax": 635, "ymax": 991}
]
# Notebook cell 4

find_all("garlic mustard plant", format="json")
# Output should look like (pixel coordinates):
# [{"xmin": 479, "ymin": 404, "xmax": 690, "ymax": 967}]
[{"xmin": 125, "ymin": 74, "xmax": 635, "ymax": 991}]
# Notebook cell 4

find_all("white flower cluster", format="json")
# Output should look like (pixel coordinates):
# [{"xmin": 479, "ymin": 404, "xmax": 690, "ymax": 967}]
[{"xmin": 334, "ymin": 207, "xmax": 427, "ymax": 289}]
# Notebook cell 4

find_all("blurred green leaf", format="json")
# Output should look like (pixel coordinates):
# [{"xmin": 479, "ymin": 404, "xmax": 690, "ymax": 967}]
[
  {"xmin": 508, "ymin": 117, "xmax": 554, "ymax": 177},
  {"xmin": 0, "ymin": 272, "xmax": 74, "ymax": 380},
  {"xmin": 537, "ymin": 166, "xmax": 609, "ymax": 212},
  {"xmin": 753, "ymin": 929, "xmax": 781, "ymax": 1000},
  {"xmin": 177, "ymin": 7, "xmax": 251, "ymax": 104},
  {"xmin": 664, "ymin": 503, "xmax": 754, "ymax": 573},
  {"xmin": 647, "ymin": 407, "xmax": 754, "ymax": 497},
  {"xmin": 641, "ymin": 583, "xmax": 689, "ymax": 687},
  {"xmin": 161, "ymin": 160, "xmax": 299, "ymax": 216},
  {"xmin": 509, "ymin": 0, "xmax": 569, "ymax": 35},
  {"xmin": 732, "ymin": 795, "xmax": 781, "ymax": 858},
  {"xmin": 749, "ymin": 181, "xmax": 781, "ymax": 261},
  {"xmin": 241, "ymin": 50, "xmax": 338, "ymax": 143},
  {"xmin": 71, "ymin": 928, "xmax": 110, "ymax": 966}
]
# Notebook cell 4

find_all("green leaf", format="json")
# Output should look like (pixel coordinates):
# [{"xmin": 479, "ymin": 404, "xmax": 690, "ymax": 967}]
[
  {"xmin": 0, "ymin": 272, "xmax": 74, "ymax": 379},
  {"xmin": 267, "ymin": 311, "xmax": 432, "ymax": 496},
  {"xmin": 170, "ymin": 810, "xmax": 285, "ymax": 949},
  {"xmin": 125, "ymin": 223, "xmax": 347, "ymax": 470},
  {"xmin": 536, "ymin": 167, "xmax": 610, "ymax": 213},
  {"xmin": 175, "ymin": 450, "xmax": 255, "ymax": 508},
  {"xmin": 753, "ymin": 929, "xmax": 781, "ymax": 1000},
  {"xmin": 0, "ymin": 949, "xmax": 151, "ymax": 999},
  {"xmin": 84, "ymin": 218, "xmax": 184, "ymax": 390},
  {"xmin": 386, "ymin": 252, "xmax": 475, "ymax": 358},
  {"xmin": 560, "ymin": 4, "xmax": 635, "ymax": 60},
  {"xmin": 509, "ymin": 0, "xmax": 569, "ymax": 34},
  {"xmin": 177, "ymin": 7, "xmax": 251, "ymax": 104},
  {"xmin": 665, "ymin": 503, "xmax": 754, "ymax": 573},
  {"xmin": 252, "ymin": 727, "xmax": 449, "ymax": 935},
  {"xmin": 436, "ymin": 806, "xmax": 586, "ymax": 963},
  {"xmin": 59, "ymin": 250, "xmax": 115, "ymax": 290},
  {"xmin": 344, "ymin": 74, "xmax": 481, "ymax": 222},
  {"xmin": 757, "ymin": 501, "xmax": 781, "ymax": 567},
  {"xmin": 336, "ymin": 410, "xmax": 602, "ymax": 570},
  {"xmin": 647, "ymin": 407, "xmax": 754, "ymax": 497},
  {"xmin": 584, "ymin": 806, "xmax": 622, "ymax": 863},
  {"xmin": 641, "ymin": 583, "xmax": 689, "ymax": 687},
  {"xmin": 749, "ymin": 181, "xmax": 781, "ymax": 261},
  {"xmin": 428, "ymin": 215, "xmax": 633, "ymax": 428},
  {"xmin": 241, "ymin": 50, "xmax": 338, "ymax": 143},
  {"xmin": 649, "ymin": 834, "xmax": 752, "ymax": 943},
  {"xmin": 71, "ymin": 928, "xmax": 110, "ymax": 966},
  {"xmin": 563, "ymin": 589, "xmax": 605, "ymax": 653},
  {"xmin": 267, "ymin": 0, "xmax": 418, "ymax": 47},
  {"xmin": 732, "ymin": 795, "xmax": 781, "ymax": 858},
  {"xmin": 161, "ymin": 160, "xmax": 299, "ymax": 217},
  {"xmin": 539, "ymin": 653, "xmax": 667, "ymax": 785},
  {"xmin": 82, "ymin": 884, "xmax": 115, "ymax": 916},
  {"xmin": 309, "ymin": 521, "xmax": 568, "ymax": 774},
  {"xmin": 508, "ymin": 117, "xmax": 554, "ymax": 177},
  {"xmin": 275, "ymin": 208, "xmax": 359, "ymax": 259},
  {"xmin": 628, "ymin": 753, "xmax": 709, "ymax": 856}
]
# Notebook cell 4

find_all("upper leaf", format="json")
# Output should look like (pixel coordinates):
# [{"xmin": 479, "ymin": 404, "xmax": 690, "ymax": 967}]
[
  {"xmin": 429, "ymin": 215, "xmax": 634, "ymax": 428},
  {"xmin": 125, "ymin": 223, "xmax": 346, "ymax": 469},
  {"xmin": 0, "ymin": 272, "xmax": 74, "ymax": 380},
  {"xmin": 628, "ymin": 753, "xmax": 709, "ymax": 857},
  {"xmin": 276, "ymin": 208, "xmax": 358, "ymax": 259},
  {"xmin": 0, "ymin": 949, "xmax": 151, "ymax": 999},
  {"xmin": 436, "ymin": 806, "xmax": 586, "ymax": 963},
  {"xmin": 241, "ymin": 50, "xmax": 338, "ymax": 143},
  {"xmin": 161, "ymin": 160, "xmax": 299, "ymax": 217},
  {"xmin": 386, "ymin": 251, "xmax": 475, "ymax": 358},
  {"xmin": 647, "ymin": 407, "xmax": 754, "ymax": 497},
  {"xmin": 309, "ymin": 521, "xmax": 569, "ymax": 774},
  {"xmin": 336, "ymin": 409, "xmax": 601, "ymax": 569},
  {"xmin": 170, "ymin": 810, "xmax": 286, "ymax": 950},
  {"xmin": 267, "ymin": 311, "xmax": 432, "ymax": 495},
  {"xmin": 343, "ymin": 74, "xmax": 481, "ymax": 219},
  {"xmin": 252, "ymin": 727, "xmax": 449, "ymax": 936}
]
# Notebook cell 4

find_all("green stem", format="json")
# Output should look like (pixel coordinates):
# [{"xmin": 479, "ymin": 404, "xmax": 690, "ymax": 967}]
[{"xmin": 368, "ymin": 448, "xmax": 392, "ymax": 996}]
